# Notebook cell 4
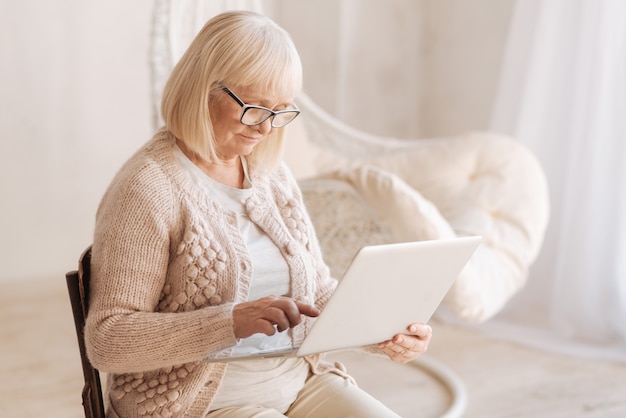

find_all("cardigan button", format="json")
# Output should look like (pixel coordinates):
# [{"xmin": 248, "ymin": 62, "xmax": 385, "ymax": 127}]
[
  {"xmin": 286, "ymin": 241, "xmax": 298, "ymax": 255},
  {"xmin": 249, "ymin": 208, "xmax": 263, "ymax": 222}
]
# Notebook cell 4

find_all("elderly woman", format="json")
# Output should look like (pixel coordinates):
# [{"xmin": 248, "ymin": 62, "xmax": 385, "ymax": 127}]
[{"xmin": 85, "ymin": 10, "xmax": 432, "ymax": 418}]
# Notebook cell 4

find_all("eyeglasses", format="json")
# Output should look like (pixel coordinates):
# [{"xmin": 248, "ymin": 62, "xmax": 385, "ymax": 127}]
[{"xmin": 221, "ymin": 86, "xmax": 300, "ymax": 128}]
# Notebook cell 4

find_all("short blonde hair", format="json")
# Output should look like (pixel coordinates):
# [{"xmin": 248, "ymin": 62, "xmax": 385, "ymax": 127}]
[{"xmin": 161, "ymin": 11, "xmax": 303, "ymax": 171}]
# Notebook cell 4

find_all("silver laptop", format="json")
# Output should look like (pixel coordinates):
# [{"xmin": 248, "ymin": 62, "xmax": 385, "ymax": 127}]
[{"xmin": 205, "ymin": 236, "xmax": 481, "ymax": 362}]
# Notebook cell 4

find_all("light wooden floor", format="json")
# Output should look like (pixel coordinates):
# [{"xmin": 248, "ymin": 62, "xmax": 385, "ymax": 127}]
[{"xmin": 2, "ymin": 277, "xmax": 625, "ymax": 418}]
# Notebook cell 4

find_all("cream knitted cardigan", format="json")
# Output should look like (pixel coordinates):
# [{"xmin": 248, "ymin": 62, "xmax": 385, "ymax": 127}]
[{"xmin": 84, "ymin": 129, "xmax": 341, "ymax": 418}]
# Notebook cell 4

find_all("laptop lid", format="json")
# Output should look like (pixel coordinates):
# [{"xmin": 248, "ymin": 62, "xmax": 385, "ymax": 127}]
[{"xmin": 295, "ymin": 236, "xmax": 481, "ymax": 356}]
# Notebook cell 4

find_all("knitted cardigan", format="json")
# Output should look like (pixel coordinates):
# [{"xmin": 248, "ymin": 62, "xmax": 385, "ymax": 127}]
[{"xmin": 84, "ymin": 128, "xmax": 342, "ymax": 418}]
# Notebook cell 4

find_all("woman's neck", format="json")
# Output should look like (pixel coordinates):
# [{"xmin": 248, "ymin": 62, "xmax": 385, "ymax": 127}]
[{"xmin": 176, "ymin": 139, "xmax": 244, "ymax": 189}]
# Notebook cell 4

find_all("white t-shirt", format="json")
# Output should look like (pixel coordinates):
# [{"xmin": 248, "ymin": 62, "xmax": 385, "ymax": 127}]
[{"xmin": 174, "ymin": 148, "xmax": 310, "ymax": 412}]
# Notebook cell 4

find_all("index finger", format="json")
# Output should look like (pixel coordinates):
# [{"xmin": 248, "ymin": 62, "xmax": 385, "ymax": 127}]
[{"xmin": 270, "ymin": 299, "xmax": 319, "ymax": 328}]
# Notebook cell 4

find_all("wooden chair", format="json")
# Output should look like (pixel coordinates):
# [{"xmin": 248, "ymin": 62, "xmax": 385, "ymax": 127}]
[{"xmin": 65, "ymin": 246, "xmax": 105, "ymax": 418}]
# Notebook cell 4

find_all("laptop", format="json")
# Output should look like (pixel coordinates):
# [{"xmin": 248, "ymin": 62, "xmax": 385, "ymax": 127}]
[{"xmin": 204, "ymin": 236, "xmax": 481, "ymax": 362}]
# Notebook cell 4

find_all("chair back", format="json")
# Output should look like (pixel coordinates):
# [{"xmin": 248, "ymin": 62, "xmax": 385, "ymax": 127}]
[{"xmin": 65, "ymin": 246, "xmax": 105, "ymax": 418}]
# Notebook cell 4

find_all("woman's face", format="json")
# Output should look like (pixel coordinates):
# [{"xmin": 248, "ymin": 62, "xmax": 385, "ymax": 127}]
[{"xmin": 209, "ymin": 85, "xmax": 295, "ymax": 162}]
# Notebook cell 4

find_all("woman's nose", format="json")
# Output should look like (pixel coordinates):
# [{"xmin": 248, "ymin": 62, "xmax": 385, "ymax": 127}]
[{"xmin": 255, "ymin": 118, "xmax": 273, "ymax": 135}]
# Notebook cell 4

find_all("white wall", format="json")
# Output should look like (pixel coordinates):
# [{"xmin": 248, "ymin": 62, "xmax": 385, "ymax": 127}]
[
  {"xmin": 0, "ymin": 0, "xmax": 513, "ymax": 282},
  {"xmin": 0, "ymin": 1, "xmax": 153, "ymax": 281}
]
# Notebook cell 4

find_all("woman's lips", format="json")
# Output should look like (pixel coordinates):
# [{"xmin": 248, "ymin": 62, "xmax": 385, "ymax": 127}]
[{"xmin": 241, "ymin": 135, "xmax": 262, "ymax": 144}]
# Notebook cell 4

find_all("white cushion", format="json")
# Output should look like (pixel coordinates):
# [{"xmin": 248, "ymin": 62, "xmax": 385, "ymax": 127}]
[
  {"xmin": 299, "ymin": 165, "xmax": 455, "ymax": 278},
  {"xmin": 319, "ymin": 165, "xmax": 456, "ymax": 243},
  {"xmin": 299, "ymin": 132, "xmax": 549, "ymax": 322},
  {"xmin": 299, "ymin": 175, "xmax": 392, "ymax": 279},
  {"xmin": 362, "ymin": 132, "xmax": 550, "ymax": 321}
]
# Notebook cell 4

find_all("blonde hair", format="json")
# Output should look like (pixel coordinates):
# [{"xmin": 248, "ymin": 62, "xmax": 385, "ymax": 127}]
[{"xmin": 161, "ymin": 11, "xmax": 302, "ymax": 171}]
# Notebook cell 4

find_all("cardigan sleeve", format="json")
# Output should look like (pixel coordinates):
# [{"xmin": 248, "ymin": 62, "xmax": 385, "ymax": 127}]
[{"xmin": 85, "ymin": 155, "xmax": 238, "ymax": 374}]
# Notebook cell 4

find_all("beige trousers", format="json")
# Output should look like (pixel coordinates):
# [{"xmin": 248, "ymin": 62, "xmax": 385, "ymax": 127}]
[{"xmin": 205, "ymin": 372, "xmax": 401, "ymax": 418}]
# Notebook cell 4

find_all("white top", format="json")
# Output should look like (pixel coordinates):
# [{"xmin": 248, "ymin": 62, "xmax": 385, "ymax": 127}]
[{"xmin": 174, "ymin": 147, "xmax": 309, "ymax": 412}]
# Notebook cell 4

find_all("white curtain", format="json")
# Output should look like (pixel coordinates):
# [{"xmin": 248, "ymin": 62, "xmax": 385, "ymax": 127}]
[{"xmin": 487, "ymin": 0, "xmax": 626, "ymax": 361}]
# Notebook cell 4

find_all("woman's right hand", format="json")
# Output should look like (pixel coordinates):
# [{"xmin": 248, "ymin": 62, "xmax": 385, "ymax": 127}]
[{"xmin": 232, "ymin": 296, "xmax": 320, "ymax": 339}]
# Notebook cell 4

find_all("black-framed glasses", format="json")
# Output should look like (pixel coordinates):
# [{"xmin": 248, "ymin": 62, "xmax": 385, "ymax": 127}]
[{"xmin": 222, "ymin": 86, "xmax": 301, "ymax": 128}]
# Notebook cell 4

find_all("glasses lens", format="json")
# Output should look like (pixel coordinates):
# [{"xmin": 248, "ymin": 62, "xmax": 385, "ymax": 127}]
[
  {"xmin": 271, "ymin": 111, "xmax": 300, "ymax": 128},
  {"xmin": 241, "ymin": 107, "xmax": 272, "ymax": 126}
]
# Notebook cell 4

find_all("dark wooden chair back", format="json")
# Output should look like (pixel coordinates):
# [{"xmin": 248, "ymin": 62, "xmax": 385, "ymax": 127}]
[{"xmin": 65, "ymin": 246, "xmax": 105, "ymax": 418}]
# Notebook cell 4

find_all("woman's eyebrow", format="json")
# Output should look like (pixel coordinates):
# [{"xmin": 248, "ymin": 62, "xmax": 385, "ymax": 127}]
[{"xmin": 237, "ymin": 90, "xmax": 294, "ymax": 109}]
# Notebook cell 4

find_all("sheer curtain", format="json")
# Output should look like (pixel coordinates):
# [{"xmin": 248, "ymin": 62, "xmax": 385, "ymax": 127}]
[{"xmin": 487, "ymin": 0, "xmax": 626, "ymax": 361}]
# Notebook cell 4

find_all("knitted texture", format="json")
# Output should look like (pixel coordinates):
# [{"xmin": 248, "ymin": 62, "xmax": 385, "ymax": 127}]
[{"xmin": 85, "ymin": 128, "xmax": 338, "ymax": 418}]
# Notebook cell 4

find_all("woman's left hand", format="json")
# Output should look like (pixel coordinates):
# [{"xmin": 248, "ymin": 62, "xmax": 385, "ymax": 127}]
[{"xmin": 378, "ymin": 323, "xmax": 432, "ymax": 364}]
